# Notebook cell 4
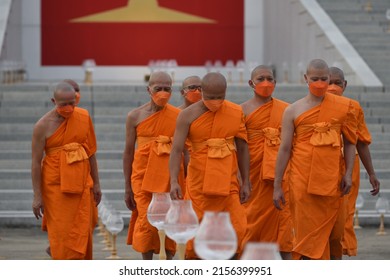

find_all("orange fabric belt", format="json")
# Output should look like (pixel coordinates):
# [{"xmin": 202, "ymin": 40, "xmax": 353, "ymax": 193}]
[
  {"xmin": 137, "ymin": 135, "xmax": 172, "ymax": 155},
  {"xmin": 46, "ymin": 142, "xmax": 88, "ymax": 163},
  {"xmin": 296, "ymin": 122, "xmax": 341, "ymax": 147},
  {"xmin": 247, "ymin": 127, "xmax": 281, "ymax": 146},
  {"xmin": 191, "ymin": 136, "xmax": 235, "ymax": 158}
]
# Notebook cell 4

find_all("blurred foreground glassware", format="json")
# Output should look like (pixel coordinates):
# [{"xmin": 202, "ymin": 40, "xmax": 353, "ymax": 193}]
[
  {"xmin": 194, "ymin": 211, "xmax": 237, "ymax": 260},
  {"xmin": 106, "ymin": 211, "xmax": 124, "ymax": 259},
  {"xmin": 240, "ymin": 242, "xmax": 282, "ymax": 260},
  {"xmin": 354, "ymin": 193, "xmax": 365, "ymax": 229},
  {"xmin": 164, "ymin": 200, "xmax": 199, "ymax": 260},
  {"xmin": 147, "ymin": 192, "xmax": 172, "ymax": 259},
  {"xmin": 100, "ymin": 201, "xmax": 114, "ymax": 251},
  {"xmin": 375, "ymin": 195, "xmax": 389, "ymax": 235}
]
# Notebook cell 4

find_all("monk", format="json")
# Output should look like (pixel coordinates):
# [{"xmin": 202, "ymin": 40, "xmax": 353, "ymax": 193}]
[
  {"xmin": 41, "ymin": 78, "xmax": 82, "ymax": 257},
  {"xmin": 123, "ymin": 71, "xmax": 184, "ymax": 260},
  {"xmin": 169, "ymin": 72, "xmax": 251, "ymax": 259},
  {"xmin": 178, "ymin": 76, "xmax": 203, "ymax": 177},
  {"xmin": 178, "ymin": 76, "xmax": 202, "ymax": 110},
  {"xmin": 327, "ymin": 67, "xmax": 380, "ymax": 259},
  {"xmin": 31, "ymin": 82, "xmax": 102, "ymax": 260},
  {"xmin": 240, "ymin": 65, "xmax": 293, "ymax": 260},
  {"xmin": 273, "ymin": 59, "xmax": 357, "ymax": 260}
]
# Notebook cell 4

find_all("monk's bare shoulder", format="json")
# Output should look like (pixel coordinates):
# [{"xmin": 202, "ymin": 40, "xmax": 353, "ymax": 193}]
[
  {"xmin": 178, "ymin": 101, "xmax": 206, "ymax": 125},
  {"xmin": 240, "ymin": 99, "xmax": 252, "ymax": 116},
  {"xmin": 126, "ymin": 103, "xmax": 151, "ymax": 127},
  {"xmin": 286, "ymin": 97, "xmax": 308, "ymax": 119},
  {"xmin": 33, "ymin": 109, "xmax": 59, "ymax": 139},
  {"xmin": 240, "ymin": 97, "xmax": 262, "ymax": 116}
]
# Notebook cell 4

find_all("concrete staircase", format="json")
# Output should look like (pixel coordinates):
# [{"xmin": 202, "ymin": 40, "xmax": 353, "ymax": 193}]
[
  {"xmin": 0, "ymin": 83, "xmax": 389, "ymax": 226},
  {"xmin": 317, "ymin": 0, "xmax": 390, "ymax": 88}
]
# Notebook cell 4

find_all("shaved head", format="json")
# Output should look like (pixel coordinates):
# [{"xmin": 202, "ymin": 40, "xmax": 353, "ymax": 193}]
[
  {"xmin": 201, "ymin": 72, "xmax": 227, "ymax": 96},
  {"xmin": 63, "ymin": 79, "xmax": 80, "ymax": 92},
  {"xmin": 329, "ymin": 67, "xmax": 345, "ymax": 81},
  {"xmin": 149, "ymin": 71, "xmax": 172, "ymax": 86},
  {"xmin": 182, "ymin": 76, "xmax": 201, "ymax": 88},
  {"xmin": 306, "ymin": 59, "xmax": 329, "ymax": 74},
  {"xmin": 251, "ymin": 65, "xmax": 274, "ymax": 79},
  {"xmin": 53, "ymin": 82, "xmax": 75, "ymax": 100}
]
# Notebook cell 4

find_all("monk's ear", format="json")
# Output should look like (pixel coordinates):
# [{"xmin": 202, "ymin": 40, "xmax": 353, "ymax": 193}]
[
  {"xmin": 248, "ymin": 80, "xmax": 254, "ymax": 88},
  {"xmin": 344, "ymin": 80, "xmax": 348, "ymax": 90},
  {"xmin": 51, "ymin": 98, "xmax": 56, "ymax": 105},
  {"xmin": 303, "ymin": 74, "xmax": 308, "ymax": 84}
]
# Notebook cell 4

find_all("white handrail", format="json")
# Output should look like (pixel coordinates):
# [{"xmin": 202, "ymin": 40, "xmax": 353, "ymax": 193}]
[{"xmin": 300, "ymin": 0, "xmax": 383, "ymax": 87}]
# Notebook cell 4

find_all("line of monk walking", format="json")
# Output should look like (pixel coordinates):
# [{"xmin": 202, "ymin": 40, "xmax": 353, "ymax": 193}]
[{"xmin": 31, "ymin": 58, "xmax": 380, "ymax": 260}]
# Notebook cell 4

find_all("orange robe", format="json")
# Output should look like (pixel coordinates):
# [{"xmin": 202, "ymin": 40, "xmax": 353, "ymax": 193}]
[
  {"xmin": 41, "ymin": 107, "xmax": 98, "ymax": 259},
  {"xmin": 289, "ymin": 93, "xmax": 357, "ymax": 259},
  {"xmin": 342, "ymin": 99, "xmax": 371, "ymax": 256},
  {"xmin": 242, "ymin": 98, "xmax": 293, "ymax": 252},
  {"xmin": 330, "ymin": 99, "xmax": 372, "ymax": 258},
  {"xmin": 185, "ymin": 101, "xmax": 248, "ymax": 259},
  {"xmin": 126, "ymin": 104, "xmax": 183, "ymax": 254}
]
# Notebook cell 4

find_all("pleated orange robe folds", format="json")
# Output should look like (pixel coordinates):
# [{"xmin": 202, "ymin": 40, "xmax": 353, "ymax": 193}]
[
  {"xmin": 41, "ymin": 107, "xmax": 98, "ymax": 260},
  {"xmin": 185, "ymin": 101, "xmax": 248, "ymax": 259},
  {"xmin": 126, "ymin": 104, "xmax": 184, "ymax": 254},
  {"xmin": 342, "ymin": 99, "xmax": 371, "ymax": 256},
  {"xmin": 242, "ymin": 98, "xmax": 293, "ymax": 252},
  {"xmin": 289, "ymin": 93, "xmax": 357, "ymax": 260},
  {"xmin": 330, "ymin": 99, "xmax": 372, "ymax": 258}
]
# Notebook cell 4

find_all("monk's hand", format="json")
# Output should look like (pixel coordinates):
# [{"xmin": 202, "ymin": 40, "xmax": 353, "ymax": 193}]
[
  {"xmin": 32, "ymin": 194, "xmax": 44, "ymax": 220},
  {"xmin": 273, "ymin": 182, "xmax": 285, "ymax": 210},
  {"xmin": 369, "ymin": 174, "xmax": 380, "ymax": 196},
  {"xmin": 170, "ymin": 182, "xmax": 183, "ymax": 200},
  {"xmin": 239, "ymin": 182, "xmax": 251, "ymax": 204},
  {"xmin": 340, "ymin": 174, "xmax": 352, "ymax": 196},
  {"xmin": 125, "ymin": 188, "xmax": 136, "ymax": 211},
  {"xmin": 93, "ymin": 183, "xmax": 102, "ymax": 206}
]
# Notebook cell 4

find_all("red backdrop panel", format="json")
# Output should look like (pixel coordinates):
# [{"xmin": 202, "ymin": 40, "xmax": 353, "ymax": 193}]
[{"xmin": 41, "ymin": 0, "xmax": 244, "ymax": 66}]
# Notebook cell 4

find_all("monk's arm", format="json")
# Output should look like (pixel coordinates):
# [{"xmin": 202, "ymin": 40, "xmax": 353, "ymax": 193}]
[
  {"xmin": 89, "ymin": 154, "xmax": 102, "ymax": 206},
  {"xmin": 273, "ymin": 107, "xmax": 294, "ymax": 210},
  {"xmin": 169, "ymin": 112, "xmax": 189, "ymax": 200},
  {"xmin": 356, "ymin": 141, "xmax": 380, "ymax": 195},
  {"xmin": 31, "ymin": 122, "xmax": 45, "ymax": 219},
  {"xmin": 235, "ymin": 137, "xmax": 251, "ymax": 204},
  {"xmin": 123, "ymin": 112, "xmax": 137, "ymax": 210},
  {"xmin": 341, "ymin": 135, "xmax": 356, "ymax": 195}
]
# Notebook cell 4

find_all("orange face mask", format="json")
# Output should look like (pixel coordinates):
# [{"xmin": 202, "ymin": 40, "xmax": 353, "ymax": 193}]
[
  {"xmin": 186, "ymin": 89, "xmax": 202, "ymax": 103},
  {"xmin": 253, "ymin": 80, "xmax": 275, "ymax": 97},
  {"xmin": 309, "ymin": 81, "xmax": 329, "ymax": 97},
  {"xmin": 327, "ymin": 84, "xmax": 343, "ymax": 96},
  {"xmin": 151, "ymin": 91, "xmax": 171, "ymax": 107},
  {"xmin": 56, "ymin": 105, "xmax": 74, "ymax": 118},
  {"xmin": 203, "ymin": 99, "xmax": 224, "ymax": 112},
  {"xmin": 75, "ymin": 92, "xmax": 81, "ymax": 105}
]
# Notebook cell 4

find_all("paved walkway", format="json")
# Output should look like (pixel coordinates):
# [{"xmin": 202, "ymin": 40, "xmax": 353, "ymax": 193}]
[{"xmin": 0, "ymin": 225, "xmax": 389, "ymax": 260}]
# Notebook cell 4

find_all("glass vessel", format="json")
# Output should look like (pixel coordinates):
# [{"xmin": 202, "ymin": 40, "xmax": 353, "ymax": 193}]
[
  {"xmin": 354, "ymin": 193, "xmax": 365, "ymax": 229},
  {"xmin": 147, "ymin": 192, "xmax": 172, "ymax": 259},
  {"xmin": 240, "ymin": 242, "xmax": 282, "ymax": 260},
  {"xmin": 375, "ymin": 195, "xmax": 389, "ymax": 235},
  {"xmin": 164, "ymin": 200, "xmax": 199, "ymax": 260},
  {"xmin": 194, "ymin": 211, "xmax": 237, "ymax": 260},
  {"xmin": 106, "ymin": 211, "xmax": 124, "ymax": 259}
]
